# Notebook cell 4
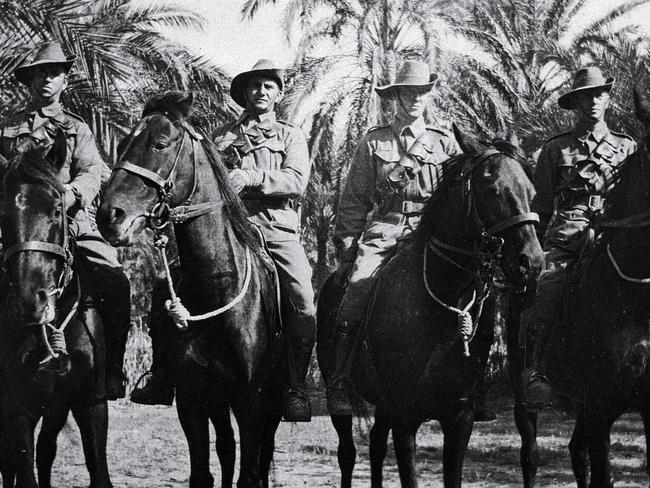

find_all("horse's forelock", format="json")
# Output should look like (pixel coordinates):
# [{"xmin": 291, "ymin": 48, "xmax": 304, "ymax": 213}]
[{"xmin": 142, "ymin": 91, "xmax": 194, "ymax": 120}]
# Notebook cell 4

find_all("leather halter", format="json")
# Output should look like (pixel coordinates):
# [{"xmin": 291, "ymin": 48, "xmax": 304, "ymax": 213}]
[
  {"xmin": 3, "ymin": 189, "xmax": 74, "ymax": 295},
  {"xmin": 112, "ymin": 113, "xmax": 221, "ymax": 229}
]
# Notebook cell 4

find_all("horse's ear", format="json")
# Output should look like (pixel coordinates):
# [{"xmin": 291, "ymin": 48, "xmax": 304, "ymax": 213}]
[
  {"xmin": 452, "ymin": 123, "xmax": 485, "ymax": 154},
  {"xmin": 47, "ymin": 128, "xmax": 67, "ymax": 170},
  {"xmin": 634, "ymin": 85, "xmax": 650, "ymax": 125}
]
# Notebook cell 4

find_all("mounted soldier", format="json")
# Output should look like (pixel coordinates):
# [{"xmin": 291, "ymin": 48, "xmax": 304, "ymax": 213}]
[
  {"xmin": 522, "ymin": 66, "xmax": 637, "ymax": 404},
  {"xmin": 131, "ymin": 59, "xmax": 316, "ymax": 422},
  {"xmin": 326, "ymin": 60, "xmax": 462, "ymax": 416},
  {"xmin": 0, "ymin": 42, "xmax": 131, "ymax": 399}
]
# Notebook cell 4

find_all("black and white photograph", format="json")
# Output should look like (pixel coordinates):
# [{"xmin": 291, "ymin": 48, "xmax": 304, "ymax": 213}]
[{"xmin": 1, "ymin": 0, "xmax": 650, "ymax": 486}]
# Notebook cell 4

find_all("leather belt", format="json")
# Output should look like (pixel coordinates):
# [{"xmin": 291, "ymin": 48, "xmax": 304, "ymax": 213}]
[
  {"xmin": 242, "ymin": 196, "xmax": 290, "ymax": 209},
  {"xmin": 389, "ymin": 200, "xmax": 426, "ymax": 215}
]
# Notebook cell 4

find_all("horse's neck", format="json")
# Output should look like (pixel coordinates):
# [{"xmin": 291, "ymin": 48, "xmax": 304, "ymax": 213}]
[
  {"xmin": 174, "ymin": 155, "xmax": 246, "ymax": 283},
  {"xmin": 419, "ymin": 195, "xmax": 479, "ymax": 299}
]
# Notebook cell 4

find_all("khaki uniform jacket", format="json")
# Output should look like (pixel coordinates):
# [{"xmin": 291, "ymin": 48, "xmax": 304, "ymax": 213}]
[
  {"xmin": 533, "ymin": 120, "xmax": 636, "ymax": 240},
  {"xmin": 212, "ymin": 111, "xmax": 310, "ymax": 242},
  {"xmin": 0, "ymin": 103, "xmax": 104, "ymax": 234},
  {"xmin": 334, "ymin": 122, "xmax": 460, "ymax": 260}
]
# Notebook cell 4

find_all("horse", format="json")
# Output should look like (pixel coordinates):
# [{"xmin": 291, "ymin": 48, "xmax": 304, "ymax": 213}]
[
  {"xmin": 0, "ymin": 134, "xmax": 112, "ymax": 488},
  {"xmin": 509, "ymin": 87, "xmax": 650, "ymax": 488},
  {"xmin": 96, "ymin": 91, "xmax": 284, "ymax": 488},
  {"xmin": 317, "ymin": 125, "xmax": 544, "ymax": 487}
]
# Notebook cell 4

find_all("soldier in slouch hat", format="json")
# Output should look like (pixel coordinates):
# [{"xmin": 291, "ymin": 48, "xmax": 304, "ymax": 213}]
[
  {"xmin": 522, "ymin": 66, "xmax": 636, "ymax": 406},
  {"xmin": 326, "ymin": 60, "xmax": 461, "ymax": 415},
  {"xmin": 0, "ymin": 42, "xmax": 131, "ymax": 399}
]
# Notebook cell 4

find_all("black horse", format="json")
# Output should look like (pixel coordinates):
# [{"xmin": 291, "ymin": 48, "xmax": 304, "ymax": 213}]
[
  {"xmin": 318, "ymin": 126, "xmax": 544, "ymax": 487},
  {"xmin": 0, "ymin": 137, "xmax": 112, "ymax": 488},
  {"xmin": 510, "ymin": 87, "xmax": 650, "ymax": 488},
  {"xmin": 97, "ymin": 91, "xmax": 284, "ymax": 488}
]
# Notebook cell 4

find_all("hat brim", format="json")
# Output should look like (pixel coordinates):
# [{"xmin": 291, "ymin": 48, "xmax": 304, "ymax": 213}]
[
  {"xmin": 15, "ymin": 56, "xmax": 76, "ymax": 85},
  {"xmin": 230, "ymin": 68, "xmax": 285, "ymax": 108},
  {"xmin": 374, "ymin": 74, "xmax": 438, "ymax": 98},
  {"xmin": 558, "ymin": 77, "xmax": 614, "ymax": 109}
]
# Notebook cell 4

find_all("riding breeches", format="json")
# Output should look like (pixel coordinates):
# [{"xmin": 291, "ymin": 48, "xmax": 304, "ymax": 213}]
[
  {"xmin": 75, "ymin": 229, "xmax": 131, "ymax": 372},
  {"xmin": 264, "ymin": 239, "xmax": 316, "ymax": 349},
  {"xmin": 523, "ymin": 211, "xmax": 590, "ymax": 369},
  {"xmin": 337, "ymin": 220, "xmax": 413, "ymax": 324}
]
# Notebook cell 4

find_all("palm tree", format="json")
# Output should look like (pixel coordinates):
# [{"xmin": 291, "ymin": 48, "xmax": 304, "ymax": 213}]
[
  {"xmin": 441, "ymin": 0, "xmax": 650, "ymax": 150},
  {"xmin": 0, "ymin": 0, "xmax": 238, "ymax": 159}
]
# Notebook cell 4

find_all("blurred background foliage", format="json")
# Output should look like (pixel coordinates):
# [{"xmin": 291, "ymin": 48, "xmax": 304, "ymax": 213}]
[{"xmin": 1, "ymin": 0, "xmax": 649, "ymax": 392}]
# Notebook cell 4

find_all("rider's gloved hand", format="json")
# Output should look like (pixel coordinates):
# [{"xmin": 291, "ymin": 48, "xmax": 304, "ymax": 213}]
[{"xmin": 229, "ymin": 169, "xmax": 262, "ymax": 194}]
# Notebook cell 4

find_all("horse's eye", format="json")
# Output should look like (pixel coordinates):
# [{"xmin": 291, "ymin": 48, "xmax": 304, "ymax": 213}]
[
  {"xmin": 152, "ymin": 141, "xmax": 169, "ymax": 151},
  {"xmin": 52, "ymin": 207, "xmax": 62, "ymax": 219}
]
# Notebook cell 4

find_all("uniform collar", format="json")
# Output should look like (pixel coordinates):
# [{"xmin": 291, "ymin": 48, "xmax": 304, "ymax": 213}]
[
  {"xmin": 572, "ymin": 119, "xmax": 610, "ymax": 143},
  {"xmin": 25, "ymin": 102, "xmax": 66, "ymax": 130},
  {"xmin": 391, "ymin": 115, "xmax": 426, "ymax": 140},
  {"xmin": 240, "ymin": 110, "xmax": 276, "ymax": 127}
]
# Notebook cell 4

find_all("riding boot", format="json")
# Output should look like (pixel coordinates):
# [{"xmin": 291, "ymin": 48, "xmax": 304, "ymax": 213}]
[
  {"xmin": 96, "ymin": 267, "xmax": 131, "ymax": 400},
  {"xmin": 326, "ymin": 320, "xmax": 359, "ymax": 416},
  {"xmin": 131, "ymin": 276, "xmax": 176, "ymax": 406},
  {"xmin": 522, "ymin": 314, "xmax": 554, "ymax": 407},
  {"xmin": 282, "ymin": 312, "xmax": 316, "ymax": 422}
]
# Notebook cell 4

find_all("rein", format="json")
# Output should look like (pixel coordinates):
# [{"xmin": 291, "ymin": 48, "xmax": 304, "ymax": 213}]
[
  {"xmin": 599, "ymin": 208, "xmax": 650, "ymax": 284},
  {"xmin": 114, "ymin": 113, "xmax": 252, "ymax": 329},
  {"xmin": 423, "ymin": 149, "xmax": 539, "ymax": 355}
]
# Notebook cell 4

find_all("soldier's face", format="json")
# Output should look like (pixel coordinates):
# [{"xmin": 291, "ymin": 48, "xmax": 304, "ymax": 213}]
[
  {"xmin": 245, "ymin": 76, "xmax": 283, "ymax": 114},
  {"xmin": 396, "ymin": 86, "xmax": 429, "ymax": 119},
  {"xmin": 28, "ymin": 64, "xmax": 68, "ymax": 104},
  {"xmin": 574, "ymin": 87, "xmax": 610, "ymax": 122}
]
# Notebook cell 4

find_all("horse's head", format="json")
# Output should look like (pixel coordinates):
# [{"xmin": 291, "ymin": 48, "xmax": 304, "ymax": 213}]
[
  {"xmin": 1, "ymin": 131, "xmax": 72, "ymax": 324},
  {"xmin": 448, "ymin": 125, "xmax": 544, "ymax": 287},
  {"xmin": 97, "ymin": 91, "xmax": 202, "ymax": 245}
]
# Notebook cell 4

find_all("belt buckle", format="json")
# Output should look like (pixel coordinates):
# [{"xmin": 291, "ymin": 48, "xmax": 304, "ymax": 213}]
[
  {"xmin": 588, "ymin": 195, "xmax": 604, "ymax": 212},
  {"xmin": 401, "ymin": 200, "xmax": 413, "ymax": 214}
]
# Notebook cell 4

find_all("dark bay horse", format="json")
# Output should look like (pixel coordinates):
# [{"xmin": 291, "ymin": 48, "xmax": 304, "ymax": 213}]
[
  {"xmin": 0, "ymin": 138, "xmax": 112, "ymax": 488},
  {"xmin": 97, "ymin": 92, "xmax": 283, "ymax": 488},
  {"xmin": 318, "ymin": 126, "xmax": 544, "ymax": 487},
  {"xmin": 511, "ymin": 88, "xmax": 650, "ymax": 488}
]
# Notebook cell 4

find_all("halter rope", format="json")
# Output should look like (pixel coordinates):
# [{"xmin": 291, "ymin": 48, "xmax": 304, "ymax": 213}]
[{"xmin": 607, "ymin": 244, "xmax": 650, "ymax": 284}]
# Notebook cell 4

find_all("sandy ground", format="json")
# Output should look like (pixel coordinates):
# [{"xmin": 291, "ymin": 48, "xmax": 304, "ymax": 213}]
[{"xmin": 33, "ymin": 390, "xmax": 649, "ymax": 488}]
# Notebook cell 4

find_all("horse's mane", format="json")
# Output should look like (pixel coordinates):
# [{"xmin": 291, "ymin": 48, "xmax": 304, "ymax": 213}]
[
  {"xmin": 141, "ymin": 91, "xmax": 262, "ymax": 252},
  {"xmin": 4, "ymin": 149, "xmax": 65, "ymax": 196},
  {"xmin": 602, "ymin": 145, "xmax": 650, "ymax": 222},
  {"xmin": 418, "ymin": 137, "xmax": 532, "ymax": 235}
]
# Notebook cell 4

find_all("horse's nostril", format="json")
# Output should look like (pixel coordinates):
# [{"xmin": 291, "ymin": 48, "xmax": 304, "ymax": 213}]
[{"xmin": 35, "ymin": 288, "xmax": 49, "ymax": 308}]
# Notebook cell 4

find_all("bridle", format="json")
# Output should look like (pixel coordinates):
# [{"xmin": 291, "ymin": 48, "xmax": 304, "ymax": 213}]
[
  {"xmin": 111, "ymin": 112, "xmax": 221, "ymax": 230},
  {"xmin": 110, "ymin": 112, "xmax": 251, "ymax": 329},
  {"xmin": 423, "ymin": 149, "xmax": 539, "ymax": 356},
  {"xmin": 426, "ymin": 149, "xmax": 539, "ymax": 282},
  {"xmin": 3, "ymin": 189, "xmax": 74, "ymax": 300}
]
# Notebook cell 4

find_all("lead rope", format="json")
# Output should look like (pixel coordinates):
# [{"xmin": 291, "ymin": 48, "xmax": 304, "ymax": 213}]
[
  {"xmin": 39, "ymin": 273, "xmax": 81, "ymax": 364},
  {"xmin": 154, "ymin": 234, "xmax": 252, "ymax": 330},
  {"xmin": 423, "ymin": 244, "xmax": 490, "ymax": 356}
]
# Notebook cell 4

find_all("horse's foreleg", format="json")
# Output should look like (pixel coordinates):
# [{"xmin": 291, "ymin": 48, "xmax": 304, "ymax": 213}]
[
  {"xmin": 441, "ymin": 400, "xmax": 474, "ymax": 488},
  {"xmin": 231, "ymin": 406, "xmax": 263, "ymax": 488},
  {"xmin": 369, "ymin": 409, "xmax": 391, "ymax": 488},
  {"xmin": 258, "ymin": 409, "xmax": 281, "ymax": 488},
  {"xmin": 7, "ymin": 413, "xmax": 39, "ymax": 488},
  {"xmin": 392, "ymin": 422, "xmax": 419, "ymax": 488},
  {"xmin": 585, "ymin": 411, "xmax": 616, "ymax": 488},
  {"xmin": 514, "ymin": 403, "xmax": 539, "ymax": 488},
  {"xmin": 0, "ymin": 414, "xmax": 16, "ymax": 488},
  {"xmin": 36, "ymin": 406, "xmax": 69, "ymax": 488},
  {"xmin": 177, "ymin": 398, "xmax": 214, "ymax": 488},
  {"xmin": 569, "ymin": 407, "xmax": 589, "ymax": 488},
  {"xmin": 210, "ymin": 405, "xmax": 235, "ymax": 488},
  {"xmin": 71, "ymin": 401, "xmax": 112, "ymax": 488},
  {"xmin": 331, "ymin": 414, "xmax": 355, "ymax": 488}
]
